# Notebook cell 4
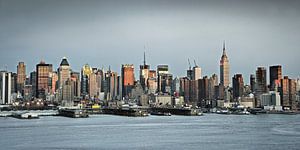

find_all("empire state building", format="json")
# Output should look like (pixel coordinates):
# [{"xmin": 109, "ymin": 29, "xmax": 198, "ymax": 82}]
[{"xmin": 220, "ymin": 42, "xmax": 230, "ymax": 87}]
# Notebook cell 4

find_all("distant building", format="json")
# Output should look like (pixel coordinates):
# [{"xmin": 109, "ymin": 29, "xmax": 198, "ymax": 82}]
[
  {"xmin": 250, "ymin": 74, "xmax": 256, "ymax": 93},
  {"xmin": 121, "ymin": 64, "xmax": 135, "ymax": 99},
  {"xmin": 180, "ymin": 77, "xmax": 190, "ymax": 103},
  {"xmin": 58, "ymin": 57, "xmax": 71, "ymax": 88},
  {"xmin": 155, "ymin": 95, "xmax": 172, "ymax": 106},
  {"xmin": 11, "ymin": 73, "xmax": 17, "ymax": 94},
  {"xmin": 171, "ymin": 77, "xmax": 180, "ymax": 96},
  {"xmin": 160, "ymin": 73, "xmax": 173, "ymax": 94},
  {"xmin": 0, "ymin": 71, "xmax": 11, "ymax": 104},
  {"xmin": 140, "ymin": 52, "xmax": 150, "ymax": 91},
  {"xmin": 71, "ymin": 72, "xmax": 81, "ymax": 98},
  {"xmin": 157, "ymin": 65, "xmax": 169, "ymax": 93},
  {"xmin": 36, "ymin": 61, "xmax": 53, "ymax": 99},
  {"xmin": 147, "ymin": 77, "xmax": 157, "ymax": 94},
  {"xmin": 30, "ymin": 71, "xmax": 37, "ymax": 97},
  {"xmin": 280, "ymin": 76, "xmax": 297, "ymax": 110},
  {"xmin": 220, "ymin": 42, "xmax": 230, "ymax": 87},
  {"xmin": 199, "ymin": 76, "xmax": 209, "ymax": 107},
  {"xmin": 261, "ymin": 91, "xmax": 281, "ymax": 107},
  {"xmin": 192, "ymin": 65, "xmax": 201, "ymax": 80},
  {"xmin": 61, "ymin": 78, "xmax": 73, "ymax": 107},
  {"xmin": 104, "ymin": 69, "xmax": 118, "ymax": 100},
  {"xmin": 49, "ymin": 71, "xmax": 58, "ymax": 95},
  {"xmin": 232, "ymin": 74, "xmax": 244, "ymax": 100},
  {"xmin": 255, "ymin": 67, "xmax": 267, "ymax": 107},
  {"xmin": 269, "ymin": 65, "xmax": 282, "ymax": 91},
  {"xmin": 17, "ymin": 62, "xmax": 26, "ymax": 94},
  {"xmin": 81, "ymin": 64, "xmax": 92, "ymax": 98}
]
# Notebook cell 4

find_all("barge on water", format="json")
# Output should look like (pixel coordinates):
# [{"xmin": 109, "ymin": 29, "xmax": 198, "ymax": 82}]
[
  {"xmin": 102, "ymin": 108, "xmax": 149, "ymax": 117},
  {"xmin": 59, "ymin": 109, "xmax": 89, "ymax": 118},
  {"xmin": 12, "ymin": 112, "xmax": 39, "ymax": 119},
  {"xmin": 151, "ymin": 107, "xmax": 203, "ymax": 116}
]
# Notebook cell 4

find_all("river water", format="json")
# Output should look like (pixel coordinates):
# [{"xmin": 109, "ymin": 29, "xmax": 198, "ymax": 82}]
[{"xmin": 0, "ymin": 114, "xmax": 299, "ymax": 150}]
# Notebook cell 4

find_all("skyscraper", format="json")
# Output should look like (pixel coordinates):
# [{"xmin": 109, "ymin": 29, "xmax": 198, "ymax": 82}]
[
  {"xmin": 220, "ymin": 42, "xmax": 230, "ymax": 87},
  {"xmin": 250, "ymin": 74, "xmax": 256, "ymax": 93},
  {"xmin": 232, "ymin": 74, "xmax": 244, "ymax": 100},
  {"xmin": 192, "ymin": 65, "xmax": 202, "ymax": 80},
  {"xmin": 140, "ymin": 52, "xmax": 150, "ymax": 90},
  {"xmin": 58, "ymin": 57, "xmax": 71, "ymax": 88},
  {"xmin": 71, "ymin": 72, "xmax": 81, "ymax": 98},
  {"xmin": 17, "ymin": 62, "xmax": 26, "ymax": 94},
  {"xmin": 36, "ymin": 61, "xmax": 53, "ymax": 99},
  {"xmin": 199, "ymin": 76, "xmax": 209, "ymax": 107},
  {"xmin": 157, "ymin": 65, "xmax": 169, "ymax": 93},
  {"xmin": 30, "ymin": 71, "xmax": 36, "ymax": 97},
  {"xmin": 269, "ymin": 65, "xmax": 282, "ymax": 91},
  {"xmin": 0, "ymin": 71, "xmax": 11, "ymax": 104},
  {"xmin": 255, "ymin": 67, "xmax": 267, "ymax": 107},
  {"xmin": 280, "ymin": 76, "xmax": 297, "ymax": 110},
  {"xmin": 81, "ymin": 64, "xmax": 92, "ymax": 97},
  {"xmin": 121, "ymin": 64, "xmax": 135, "ymax": 98}
]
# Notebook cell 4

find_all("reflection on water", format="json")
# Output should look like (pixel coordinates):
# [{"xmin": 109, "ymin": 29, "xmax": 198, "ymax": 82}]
[{"xmin": 0, "ymin": 114, "xmax": 299, "ymax": 150}]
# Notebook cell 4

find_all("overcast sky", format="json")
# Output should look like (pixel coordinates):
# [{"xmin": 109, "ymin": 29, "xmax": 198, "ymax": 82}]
[{"xmin": 0, "ymin": 0, "xmax": 299, "ymax": 83}]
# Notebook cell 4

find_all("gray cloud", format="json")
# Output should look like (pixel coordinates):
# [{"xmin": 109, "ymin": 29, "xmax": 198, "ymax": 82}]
[{"xmin": 0, "ymin": 0, "xmax": 299, "ymax": 83}]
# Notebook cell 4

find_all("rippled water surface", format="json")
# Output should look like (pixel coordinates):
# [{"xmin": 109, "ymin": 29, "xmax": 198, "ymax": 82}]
[{"xmin": 0, "ymin": 114, "xmax": 299, "ymax": 150}]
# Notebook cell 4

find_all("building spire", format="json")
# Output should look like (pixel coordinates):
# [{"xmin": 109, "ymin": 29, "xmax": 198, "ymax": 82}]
[
  {"xmin": 144, "ymin": 51, "xmax": 146, "ymax": 66},
  {"xmin": 222, "ymin": 40, "xmax": 226, "ymax": 56}
]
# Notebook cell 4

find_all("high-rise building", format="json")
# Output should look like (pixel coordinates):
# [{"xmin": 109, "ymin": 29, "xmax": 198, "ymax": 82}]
[
  {"xmin": 192, "ymin": 65, "xmax": 201, "ymax": 80},
  {"xmin": 250, "ymin": 74, "xmax": 256, "ymax": 93},
  {"xmin": 0, "ymin": 71, "xmax": 11, "ymax": 104},
  {"xmin": 81, "ymin": 64, "xmax": 92, "ymax": 97},
  {"xmin": 49, "ymin": 71, "xmax": 58, "ymax": 95},
  {"xmin": 280, "ymin": 76, "xmax": 297, "ymax": 110},
  {"xmin": 270, "ymin": 65, "xmax": 282, "ymax": 91},
  {"xmin": 296, "ymin": 78, "xmax": 300, "ymax": 92},
  {"xmin": 89, "ymin": 68, "xmax": 98, "ymax": 98},
  {"xmin": 121, "ymin": 64, "xmax": 135, "ymax": 98},
  {"xmin": 171, "ymin": 77, "xmax": 180, "ymax": 96},
  {"xmin": 208, "ymin": 74, "xmax": 218, "ymax": 107},
  {"xmin": 104, "ymin": 70, "xmax": 118, "ymax": 100},
  {"xmin": 214, "ymin": 84, "xmax": 225, "ymax": 100},
  {"xmin": 140, "ymin": 52, "xmax": 150, "ymax": 91},
  {"xmin": 255, "ymin": 67, "xmax": 267, "ymax": 107},
  {"xmin": 11, "ymin": 73, "xmax": 17, "ymax": 94},
  {"xmin": 36, "ymin": 61, "xmax": 53, "ymax": 99},
  {"xmin": 157, "ymin": 65, "xmax": 169, "ymax": 93},
  {"xmin": 71, "ymin": 72, "xmax": 81, "ymax": 98},
  {"xmin": 58, "ymin": 57, "xmax": 71, "ymax": 88},
  {"xmin": 232, "ymin": 74, "xmax": 244, "ymax": 100},
  {"xmin": 180, "ymin": 77, "xmax": 190, "ymax": 103},
  {"xmin": 199, "ymin": 76, "xmax": 209, "ymax": 107},
  {"xmin": 30, "ymin": 71, "xmax": 37, "ymax": 97},
  {"xmin": 17, "ymin": 62, "xmax": 26, "ymax": 93},
  {"xmin": 61, "ymin": 78, "xmax": 73, "ymax": 107},
  {"xmin": 220, "ymin": 42, "xmax": 230, "ymax": 87},
  {"xmin": 160, "ymin": 73, "xmax": 173, "ymax": 94}
]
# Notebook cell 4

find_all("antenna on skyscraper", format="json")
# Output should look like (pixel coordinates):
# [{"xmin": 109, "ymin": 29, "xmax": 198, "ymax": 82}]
[{"xmin": 143, "ymin": 45, "xmax": 147, "ymax": 65}]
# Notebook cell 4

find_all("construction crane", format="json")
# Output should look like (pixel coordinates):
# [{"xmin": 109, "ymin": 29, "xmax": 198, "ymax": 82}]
[
  {"xmin": 194, "ymin": 60, "xmax": 198, "ymax": 67},
  {"xmin": 188, "ymin": 59, "xmax": 191, "ymax": 70}
]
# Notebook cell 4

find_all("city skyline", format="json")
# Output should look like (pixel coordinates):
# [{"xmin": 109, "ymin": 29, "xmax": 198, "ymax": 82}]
[{"xmin": 0, "ymin": 0, "xmax": 300, "ymax": 80}]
